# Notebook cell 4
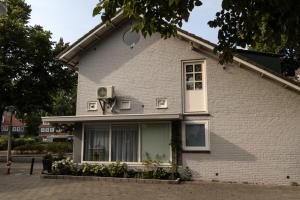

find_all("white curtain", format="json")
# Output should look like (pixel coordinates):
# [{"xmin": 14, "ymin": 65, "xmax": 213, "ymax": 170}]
[
  {"xmin": 84, "ymin": 125, "xmax": 109, "ymax": 161},
  {"xmin": 111, "ymin": 125, "xmax": 138, "ymax": 162}
]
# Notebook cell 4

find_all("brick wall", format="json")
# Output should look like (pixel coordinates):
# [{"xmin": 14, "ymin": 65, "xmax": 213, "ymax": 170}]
[{"xmin": 75, "ymin": 23, "xmax": 300, "ymax": 185}]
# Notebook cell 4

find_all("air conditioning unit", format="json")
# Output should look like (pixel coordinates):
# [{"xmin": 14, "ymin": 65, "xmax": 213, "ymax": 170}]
[{"xmin": 97, "ymin": 86, "xmax": 114, "ymax": 99}]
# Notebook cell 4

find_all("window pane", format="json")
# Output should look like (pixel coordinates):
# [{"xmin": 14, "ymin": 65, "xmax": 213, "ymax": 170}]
[
  {"xmin": 186, "ymin": 82, "xmax": 194, "ymax": 90},
  {"xmin": 186, "ymin": 65, "xmax": 193, "ymax": 73},
  {"xmin": 141, "ymin": 123, "xmax": 170, "ymax": 162},
  {"xmin": 84, "ymin": 125, "xmax": 109, "ymax": 161},
  {"xmin": 186, "ymin": 74, "xmax": 194, "ymax": 81},
  {"xmin": 195, "ymin": 82, "xmax": 202, "ymax": 90},
  {"xmin": 195, "ymin": 64, "xmax": 202, "ymax": 72},
  {"xmin": 186, "ymin": 124, "xmax": 206, "ymax": 147},
  {"xmin": 111, "ymin": 125, "xmax": 138, "ymax": 162},
  {"xmin": 195, "ymin": 73, "xmax": 202, "ymax": 81}
]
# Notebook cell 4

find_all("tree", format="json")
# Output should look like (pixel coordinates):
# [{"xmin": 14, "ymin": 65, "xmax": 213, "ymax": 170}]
[
  {"xmin": 93, "ymin": 0, "xmax": 300, "ymax": 74},
  {"xmin": 93, "ymin": 0, "xmax": 202, "ymax": 38},
  {"xmin": 0, "ymin": 0, "xmax": 77, "ymax": 134}
]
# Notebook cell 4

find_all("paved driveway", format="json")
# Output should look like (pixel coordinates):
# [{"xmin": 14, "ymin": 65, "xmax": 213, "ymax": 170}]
[{"xmin": 0, "ymin": 173, "xmax": 299, "ymax": 200}]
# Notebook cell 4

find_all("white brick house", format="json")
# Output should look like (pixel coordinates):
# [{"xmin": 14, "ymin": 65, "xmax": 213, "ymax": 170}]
[{"xmin": 43, "ymin": 14, "xmax": 300, "ymax": 185}]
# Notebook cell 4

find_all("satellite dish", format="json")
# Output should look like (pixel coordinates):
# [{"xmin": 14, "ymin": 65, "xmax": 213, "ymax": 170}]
[
  {"xmin": 0, "ymin": 2, "xmax": 7, "ymax": 16},
  {"xmin": 123, "ymin": 29, "xmax": 140, "ymax": 48}
]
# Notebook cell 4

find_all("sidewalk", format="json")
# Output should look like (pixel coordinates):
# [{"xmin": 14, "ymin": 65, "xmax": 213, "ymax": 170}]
[
  {"xmin": 0, "ymin": 162, "xmax": 43, "ymax": 175},
  {"xmin": 0, "ymin": 174, "xmax": 299, "ymax": 200}
]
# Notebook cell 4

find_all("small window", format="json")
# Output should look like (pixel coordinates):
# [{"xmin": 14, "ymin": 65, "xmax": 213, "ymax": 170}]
[
  {"xmin": 41, "ymin": 128, "xmax": 45, "ymax": 133},
  {"xmin": 156, "ymin": 98, "xmax": 168, "ymax": 109},
  {"xmin": 185, "ymin": 63, "xmax": 203, "ymax": 90},
  {"xmin": 119, "ymin": 100, "xmax": 131, "ymax": 110},
  {"xmin": 45, "ymin": 128, "xmax": 50, "ymax": 133},
  {"xmin": 87, "ymin": 101, "xmax": 98, "ymax": 111},
  {"xmin": 182, "ymin": 121, "xmax": 209, "ymax": 151},
  {"xmin": 12, "ymin": 127, "xmax": 16, "ymax": 132},
  {"xmin": 50, "ymin": 128, "xmax": 55, "ymax": 132}
]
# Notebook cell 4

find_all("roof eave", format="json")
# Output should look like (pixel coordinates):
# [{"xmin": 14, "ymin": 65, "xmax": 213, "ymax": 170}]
[{"xmin": 57, "ymin": 11, "xmax": 126, "ymax": 67}]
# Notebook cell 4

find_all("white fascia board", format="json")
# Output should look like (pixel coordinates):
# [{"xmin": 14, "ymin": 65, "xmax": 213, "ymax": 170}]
[
  {"xmin": 42, "ymin": 113, "xmax": 182, "ymax": 123},
  {"xmin": 58, "ymin": 12, "xmax": 124, "ymax": 61}
]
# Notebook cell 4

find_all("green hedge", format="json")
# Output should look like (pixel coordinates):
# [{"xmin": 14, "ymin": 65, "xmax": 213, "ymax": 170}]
[
  {"xmin": 46, "ymin": 142, "xmax": 72, "ymax": 155},
  {"xmin": 14, "ymin": 143, "xmax": 45, "ymax": 154},
  {"xmin": 52, "ymin": 160, "xmax": 181, "ymax": 180},
  {"xmin": 0, "ymin": 137, "xmax": 8, "ymax": 150}
]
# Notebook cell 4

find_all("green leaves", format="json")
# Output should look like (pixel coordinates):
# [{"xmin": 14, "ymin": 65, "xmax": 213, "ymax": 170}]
[
  {"xmin": 93, "ymin": 0, "xmax": 299, "ymax": 74},
  {"xmin": 0, "ymin": 0, "xmax": 77, "ymax": 117},
  {"xmin": 209, "ymin": 0, "xmax": 300, "ymax": 66},
  {"xmin": 93, "ymin": 0, "xmax": 203, "ymax": 39}
]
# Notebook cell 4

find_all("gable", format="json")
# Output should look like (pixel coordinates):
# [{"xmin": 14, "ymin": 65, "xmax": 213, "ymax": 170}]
[{"xmin": 58, "ymin": 16, "xmax": 300, "ymax": 92}]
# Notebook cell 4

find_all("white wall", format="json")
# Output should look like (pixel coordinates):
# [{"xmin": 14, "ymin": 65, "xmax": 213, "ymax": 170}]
[{"xmin": 76, "ymin": 22, "xmax": 300, "ymax": 185}]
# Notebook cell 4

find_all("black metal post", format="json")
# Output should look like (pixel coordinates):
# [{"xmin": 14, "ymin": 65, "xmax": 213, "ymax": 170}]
[{"xmin": 30, "ymin": 157, "xmax": 35, "ymax": 175}]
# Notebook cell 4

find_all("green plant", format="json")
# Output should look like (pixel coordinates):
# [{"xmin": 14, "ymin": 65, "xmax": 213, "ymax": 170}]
[
  {"xmin": 0, "ymin": 137, "xmax": 8, "ymax": 150},
  {"xmin": 93, "ymin": 164, "xmax": 110, "ymax": 177},
  {"xmin": 180, "ymin": 166, "xmax": 193, "ymax": 181},
  {"xmin": 153, "ymin": 167, "xmax": 169, "ymax": 179},
  {"xmin": 108, "ymin": 161, "xmax": 128, "ymax": 177},
  {"xmin": 82, "ymin": 163, "xmax": 95, "ymax": 176},
  {"xmin": 14, "ymin": 143, "xmax": 45, "ymax": 154},
  {"xmin": 52, "ymin": 158, "xmax": 79, "ymax": 175},
  {"xmin": 45, "ymin": 142, "xmax": 72, "ymax": 156},
  {"xmin": 125, "ymin": 169, "xmax": 137, "ymax": 178}
]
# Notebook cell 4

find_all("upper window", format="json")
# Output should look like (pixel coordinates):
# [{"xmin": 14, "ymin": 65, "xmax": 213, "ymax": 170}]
[
  {"xmin": 182, "ymin": 121, "xmax": 210, "ymax": 151},
  {"xmin": 185, "ymin": 63, "xmax": 203, "ymax": 90}
]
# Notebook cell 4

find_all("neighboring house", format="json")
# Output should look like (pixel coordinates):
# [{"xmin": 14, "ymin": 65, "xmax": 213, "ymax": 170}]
[
  {"xmin": 39, "ymin": 121, "xmax": 73, "ymax": 142},
  {"xmin": 43, "ymin": 14, "xmax": 300, "ymax": 185},
  {"xmin": 1, "ymin": 114, "xmax": 26, "ymax": 136}
]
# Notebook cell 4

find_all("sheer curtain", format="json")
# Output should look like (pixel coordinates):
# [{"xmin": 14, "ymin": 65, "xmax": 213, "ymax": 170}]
[
  {"xmin": 111, "ymin": 125, "xmax": 138, "ymax": 162},
  {"xmin": 84, "ymin": 125, "xmax": 109, "ymax": 161}
]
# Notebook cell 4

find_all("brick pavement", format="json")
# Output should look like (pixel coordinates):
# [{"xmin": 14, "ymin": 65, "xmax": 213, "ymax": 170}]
[{"xmin": 0, "ymin": 173, "xmax": 299, "ymax": 200}]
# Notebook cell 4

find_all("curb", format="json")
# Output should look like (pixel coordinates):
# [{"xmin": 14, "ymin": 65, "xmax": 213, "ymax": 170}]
[{"xmin": 41, "ymin": 174, "xmax": 181, "ymax": 184}]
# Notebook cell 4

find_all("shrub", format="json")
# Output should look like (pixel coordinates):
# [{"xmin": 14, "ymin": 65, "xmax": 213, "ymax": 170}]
[
  {"xmin": 45, "ymin": 142, "xmax": 72, "ymax": 156},
  {"xmin": 108, "ymin": 161, "xmax": 128, "ymax": 177},
  {"xmin": 14, "ymin": 143, "xmax": 45, "ymax": 154},
  {"xmin": 125, "ymin": 169, "xmax": 137, "ymax": 178},
  {"xmin": 82, "ymin": 163, "xmax": 95, "ymax": 176},
  {"xmin": 13, "ymin": 137, "xmax": 36, "ymax": 148},
  {"xmin": 0, "ymin": 137, "xmax": 8, "ymax": 150},
  {"xmin": 93, "ymin": 164, "xmax": 110, "ymax": 177},
  {"xmin": 179, "ymin": 166, "xmax": 193, "ymax": 181},
  {"xmin": 153, "ymin": 167, "xmax": 169, "ymax": 179},
  {"xmin": 52, "ymin": 158, "xmax": 79, "ymax": 175}
]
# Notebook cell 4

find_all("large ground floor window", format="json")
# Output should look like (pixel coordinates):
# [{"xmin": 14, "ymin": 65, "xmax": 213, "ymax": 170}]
[{"xmin": 83, "ymin": 122, "xmax": 171, "ymax": 163}]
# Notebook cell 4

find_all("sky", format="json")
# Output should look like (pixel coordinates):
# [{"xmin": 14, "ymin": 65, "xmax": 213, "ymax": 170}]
[{"xmin": 25, "ymin": 0, "xmax": 222, "ymax": 45}]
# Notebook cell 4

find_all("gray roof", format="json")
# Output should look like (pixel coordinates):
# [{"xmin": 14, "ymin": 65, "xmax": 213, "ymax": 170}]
[{"xmin": 235, "ymin": 49, "xmax": 283, "ymax": 74}]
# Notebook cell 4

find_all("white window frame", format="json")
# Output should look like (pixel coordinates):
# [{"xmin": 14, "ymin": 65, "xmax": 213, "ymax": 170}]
[
  {"xmin": 156, "ymin": 98, "xmax": 168, "ymax": 109},
  {"xmin": 81, "ymin": 122, "xmax": 172, "ymax": 166},
  {"xmin": 119, "ymin": 100, "xmax": 131, "ymax": 110},
  {"xmin": 87, "ymin": 101, "xmax": 98, "ymax": 111},
  {"xmin": 182, "ymin": 120, "xmax": 210, "ymax": 151}
]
